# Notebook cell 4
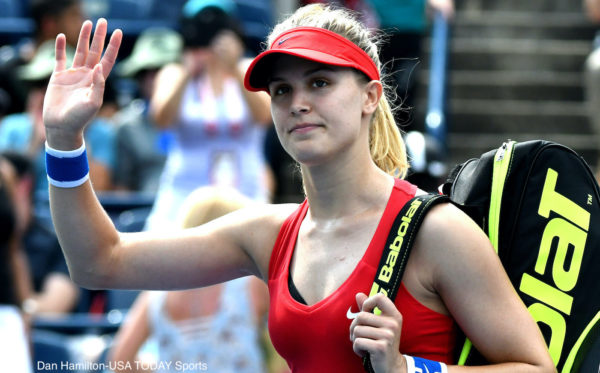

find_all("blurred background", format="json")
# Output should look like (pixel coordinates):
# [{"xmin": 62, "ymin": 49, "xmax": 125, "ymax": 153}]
[{"xmin": 1, "ymin": 0, "xmax": 599, "ymax": 372}]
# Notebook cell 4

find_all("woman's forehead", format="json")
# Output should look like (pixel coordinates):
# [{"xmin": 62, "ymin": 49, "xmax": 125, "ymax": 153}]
[{"xmin": 270, "ymin": 55, "xmax": 349, "ymax": 78}]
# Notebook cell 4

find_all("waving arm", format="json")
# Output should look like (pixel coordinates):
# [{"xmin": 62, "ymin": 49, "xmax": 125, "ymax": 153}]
[{"xmin": 44, "ymin": 20, "xmax": 272, "ymax": 291}]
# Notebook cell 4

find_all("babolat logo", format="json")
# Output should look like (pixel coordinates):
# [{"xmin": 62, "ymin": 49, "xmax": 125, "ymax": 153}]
[
  {"xmin": 370, "ymin": 198, "xmax": 422, "ymax": 297},
  {"xmin": 519, "ymin": 168, "xmax": 590, "ymax": 366}
]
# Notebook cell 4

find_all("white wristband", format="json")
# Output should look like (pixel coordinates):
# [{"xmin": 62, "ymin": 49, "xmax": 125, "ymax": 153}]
[
  {"xmin": 403, "ymin": 354, "xmax": 448, "ymax": 373},
  {"xmin": 404, "ymin": 354, "xmax": 416, "ymax": 373}
]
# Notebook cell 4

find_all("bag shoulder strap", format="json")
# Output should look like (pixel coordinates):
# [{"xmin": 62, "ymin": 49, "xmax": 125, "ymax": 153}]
[{"xmin": 363, "ymin": 193, "xmax": 449, "ymax": 372}]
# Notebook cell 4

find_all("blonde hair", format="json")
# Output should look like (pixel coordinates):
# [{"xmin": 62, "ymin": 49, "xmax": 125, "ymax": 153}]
[
  {"xmin": 268, "ymin": 4, "xmax": 409, "ymax": 178},
  {"xmin": 179, "ymin": 186, "xmax": 252, "ymax": 228}
]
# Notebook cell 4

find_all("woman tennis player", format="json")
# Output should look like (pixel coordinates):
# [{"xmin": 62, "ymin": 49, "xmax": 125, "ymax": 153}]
[{"xmin": 42, "ymin": 4, "xmax": 554, "ymax": 373}]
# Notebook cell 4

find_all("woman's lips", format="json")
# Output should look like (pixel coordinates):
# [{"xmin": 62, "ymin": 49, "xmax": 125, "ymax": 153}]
[{"xmin": 290, "ymin": 123, "xmax": 322, "ymax": 133}]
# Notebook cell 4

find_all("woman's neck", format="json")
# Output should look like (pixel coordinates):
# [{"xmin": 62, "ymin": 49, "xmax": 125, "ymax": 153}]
[{"xmin": 301, "ymin": 156, "xmax": 394, "ymax": 221}]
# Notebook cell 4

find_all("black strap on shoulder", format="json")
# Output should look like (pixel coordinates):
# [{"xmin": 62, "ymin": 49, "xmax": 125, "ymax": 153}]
[{"xmin": 363, "ymin": 193, "xmax": 449, "ymax": 373}]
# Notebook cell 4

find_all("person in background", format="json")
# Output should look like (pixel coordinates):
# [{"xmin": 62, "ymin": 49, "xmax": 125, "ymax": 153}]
[
  {"xmin": 584, "ymin": 0, "xmax": 600, "ymax": 179},
  {"xmin": 366, "ymin": 0, "xmax": 454, "ymax": 130},
  {"xmin": 29, "ymin": 0, "xmax": 84, "ymax": 50},
  {"xmin": 0, "ymin": 0, "xmax": 84, "ymax": 116},
  {"xmin": 0, "ymin": 40, "xmax": 116, "ymax": 200},
  {"xmin": 145, "ymin": 0, "xmax": 272, "ymax": 231},
  {"xmin": 112, "ymin": 28, "xmax": 183, "ymax": 193},
  {"xmin": 108, "ymin": 187, "xmax": 271, "ymax": 373},
  {"xmin": 0, "ymin": 156, "xmax": 33, "ymax": 373},
  {"xmin": 42, "ymin": 4, "xmax": 555, "ymax": 372},
  {"xmin": 1, "ymin": 151, "xmax": 80, "ymax": 316}
]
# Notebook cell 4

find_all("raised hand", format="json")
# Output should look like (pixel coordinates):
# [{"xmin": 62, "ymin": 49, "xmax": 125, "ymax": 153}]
[{"xmin": 43, "ymin": 19, "xmax": 122, "ymax": 150}]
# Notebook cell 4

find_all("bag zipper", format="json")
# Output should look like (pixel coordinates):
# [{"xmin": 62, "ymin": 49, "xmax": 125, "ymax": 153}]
[{"xmin": 488, "ymin": 140, "xmax": 515, "ymax": 254}]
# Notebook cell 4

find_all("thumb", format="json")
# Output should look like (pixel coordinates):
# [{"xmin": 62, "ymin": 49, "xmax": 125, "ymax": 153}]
[
  {"xmin": 356, "ymin": 292, "xmax": 368, "ymax": 311},
  {"xmin": 89, "ymin": 64, "xmax": 105, "ymax": 105}
]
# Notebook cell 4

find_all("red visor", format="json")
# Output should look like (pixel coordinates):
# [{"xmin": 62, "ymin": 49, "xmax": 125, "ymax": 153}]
[{"xmin": 244, "ymin": 26, "xmax": 380, "ymax": 92}]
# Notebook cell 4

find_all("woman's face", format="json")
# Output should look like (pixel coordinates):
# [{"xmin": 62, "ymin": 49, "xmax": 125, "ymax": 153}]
[
  {"xmin": 183, "ymin": 46, "xmax": 213, "ymax": 77},
  {"xmin": 268, "ymin": 55, "xmax": 370, "ymax": 167}
]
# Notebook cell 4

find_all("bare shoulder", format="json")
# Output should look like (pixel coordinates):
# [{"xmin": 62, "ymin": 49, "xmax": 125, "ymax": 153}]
[
  {"xmin": 418, "ymin": 201, "xmax": 485, "ymax": 246},
  {"xmin": 412, "ymin": 201, "xmax": 500, "ymax": 285},
  {"xmin": 226, "ymin": 202, "xmax": 301, "ymax": 279}
]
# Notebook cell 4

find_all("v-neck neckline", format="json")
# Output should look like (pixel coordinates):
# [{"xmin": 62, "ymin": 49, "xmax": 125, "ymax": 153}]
[{"xmin": 284, "ymin": 179, "xmax": 401, "ymax": 312}]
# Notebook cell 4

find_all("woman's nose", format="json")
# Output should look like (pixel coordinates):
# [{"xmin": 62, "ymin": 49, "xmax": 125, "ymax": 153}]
[{"xmin": 290, "ymin": 91, "xmax": 311, "ymax": 116}]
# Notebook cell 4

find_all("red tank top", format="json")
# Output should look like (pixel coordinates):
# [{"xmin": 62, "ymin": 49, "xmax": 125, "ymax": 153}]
[{"xmin": 268, "ymin": 179, "xmax": 457, "ymax": 372}]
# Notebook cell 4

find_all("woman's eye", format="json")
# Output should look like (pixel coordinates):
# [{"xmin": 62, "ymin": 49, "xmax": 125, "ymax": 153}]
[
  {"xmin": 313, "ymin": 79, "xmax": 328, "ymax": 88},
  {"xmin": 271, "ymin": 85, "xmax": 290, "ymax": 96}
]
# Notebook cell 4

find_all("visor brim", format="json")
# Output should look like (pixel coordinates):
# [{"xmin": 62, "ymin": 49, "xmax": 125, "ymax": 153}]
[{"xmin": 244, "ymin": 48, "xmax": 364, "ymax": 92}]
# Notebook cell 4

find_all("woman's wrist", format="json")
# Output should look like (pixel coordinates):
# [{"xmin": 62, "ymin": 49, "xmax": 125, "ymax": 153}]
[{"xmin": 44, "ymin": 129, "xmax": 84, "ymax": 151}]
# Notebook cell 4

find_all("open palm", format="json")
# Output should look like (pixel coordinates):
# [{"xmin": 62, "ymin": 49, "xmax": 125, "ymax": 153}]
[{"xmin": 43, "ymin": 19, "xmax": 122, "ymax": 148}]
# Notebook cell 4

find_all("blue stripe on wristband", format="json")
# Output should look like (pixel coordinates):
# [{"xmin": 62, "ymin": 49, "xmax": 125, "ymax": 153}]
[
  {"xmin": 404, "ymin": 355, "xmax": 448, "ymax": 373},
  {"xmin": 45, "ymin": 142, "xmax": 90, "ymax": 188}
]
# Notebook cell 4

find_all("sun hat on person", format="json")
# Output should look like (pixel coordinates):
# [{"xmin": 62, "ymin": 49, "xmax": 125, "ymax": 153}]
[
  {"xmin": 117, "ymin": 28, "xmax": 183, "ymax": 78},
  {"xmin": 18, "ymin": 40, "xmax": 74, "ymax": 82},
  {"xmin": 244, "ymin": 26, "xmax": 380, "ymax": 93}
]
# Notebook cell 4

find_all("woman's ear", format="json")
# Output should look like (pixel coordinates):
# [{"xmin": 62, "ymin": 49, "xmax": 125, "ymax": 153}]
[{"xmin": 362, "ymin": 80, "xmax": 382, "ymax": 116}]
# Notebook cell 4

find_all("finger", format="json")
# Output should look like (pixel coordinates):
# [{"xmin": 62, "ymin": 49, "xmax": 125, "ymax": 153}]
[
  {"xmin": 352, "ymin": 324, "xmax": 395, "ymax": 342},
  {"xmin": 352, "ymin": 338, "xmax": 369, "ymax": 358},
  {"xmin": 353, "ymin": 337, "xmax": 387, "ymax": 358},
  {"xmin": 361, "ymin": 293, "xmax": 401, "ymax": 316},
  {"xmin": 86, "ymin": 18, "xmax": 107, "ymax": 68},
  {"xmin": 356, "ymin": 292, "xmax": 368, "ymax": 310},
  {"xmin": 73, "ymin": 20, "xmax": 93, "ymax": 68},
  {"xmin": 89, "ymin": 64, "xmax": 105, "ymax": 106},
  {"xmin": 99, "ymin": 29, "xmax": 122, "ymax": 79},
  {"xmin": 54, "ymin": 34, "xmax": 67, "ymax": 72}
]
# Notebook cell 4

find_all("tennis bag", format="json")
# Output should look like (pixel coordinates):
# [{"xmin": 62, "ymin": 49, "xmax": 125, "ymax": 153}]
[{"xmin": 440, "ymin": 140, "xmax": 600, "ymax": 372}]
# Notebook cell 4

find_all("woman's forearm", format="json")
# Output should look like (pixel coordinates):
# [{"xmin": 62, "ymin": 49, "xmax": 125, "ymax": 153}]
[
  {"xmin": 150, "ymin": 63, "xmax": 189, "ymax": 128},
  {"xmin": 49, "ymin": 181, "xmax": 121, "ymax": 288}
]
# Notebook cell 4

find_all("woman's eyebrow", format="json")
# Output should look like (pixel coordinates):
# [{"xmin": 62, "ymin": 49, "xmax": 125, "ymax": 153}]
[
  {"xmin": 269, "ymin": 66, "xmax": 337, "ymax": 84},
  {"xmin": 303, "ymin": 66, "xmax": 336, "ymax": 76}
]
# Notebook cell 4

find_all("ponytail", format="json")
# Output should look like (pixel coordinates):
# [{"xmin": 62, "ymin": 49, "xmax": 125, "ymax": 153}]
[{"xmin": 370, "ymin": 94, "xmax": 409, "ymax": 178}]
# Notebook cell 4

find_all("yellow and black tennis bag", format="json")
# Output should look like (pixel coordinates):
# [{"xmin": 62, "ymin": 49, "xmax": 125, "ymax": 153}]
[{"xmin": 441, "ymin": 140, "xmax": 600, "ymax": 372}]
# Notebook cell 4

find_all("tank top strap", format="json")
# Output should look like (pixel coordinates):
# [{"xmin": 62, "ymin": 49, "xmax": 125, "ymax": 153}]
[{"xmin": 268, "ymin": 200, "xmax": 309, "ymax": 281}]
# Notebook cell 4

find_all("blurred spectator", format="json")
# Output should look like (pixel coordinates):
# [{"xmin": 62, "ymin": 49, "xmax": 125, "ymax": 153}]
[
  {"xmin": 30, "ymin": 0, "xmax": 84, "ymax": 49},
  {"xmin": 0, "ymin": 156, "xmax": 33, "ymax": 373},
  {"xmin": 0, "ymin": 87, "xmax": 11, "ymax": 119},
  {"xmin": 366, "ymin": 0, "xmax": 454, "ymax": 131},
  {"xmin": 145, "ymin": 0, "xmax": 272, "ymax": 231},
  {"xmin": 1, "ymin": 152, "xmax": 80, "ymax": 316},
  {"xmin": 112, "ymin": 28, "xmax": 183, "ymax": 193},
  {"xmin": 584, "ymin": 0, "xmax": 600, "ymax": 178},
  {"xmin": 0, "ymin": 40, "xmax": 117, "ymax": 199},
  {"xmin": 108, "ymin": 187, "xmax": 272, "ymax": 373},
  {"xmin": 0, "ymin": 0, "xmax": 84, "ymax": 116}
]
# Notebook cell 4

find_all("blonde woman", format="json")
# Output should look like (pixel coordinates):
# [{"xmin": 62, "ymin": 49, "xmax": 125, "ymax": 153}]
[{"xmin": 43, "ymin": 4, "xmax": 554, "ymax": 373}]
